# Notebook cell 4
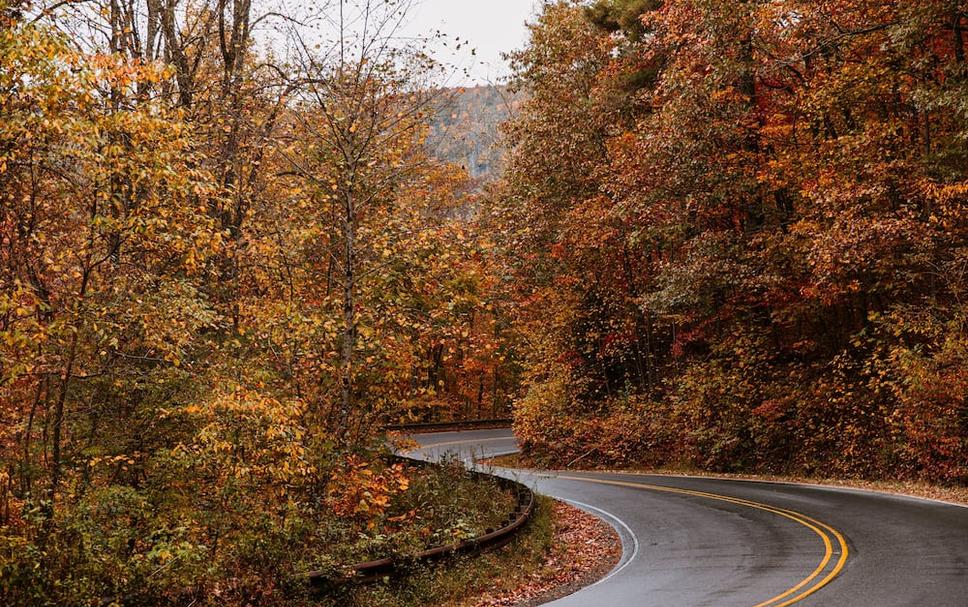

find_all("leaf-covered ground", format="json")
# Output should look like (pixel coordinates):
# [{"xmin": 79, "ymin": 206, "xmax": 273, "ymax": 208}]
[
  {"xmin": 340, "ymin": 496, "xmax": 621, "ymax": 607},
  {"xmin": 458, "ymin": 500, "xmax": 621, "ymax": 607}
]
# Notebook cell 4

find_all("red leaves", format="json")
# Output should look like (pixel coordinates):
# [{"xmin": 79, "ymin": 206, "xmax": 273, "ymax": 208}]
[
  {"xmin": 496, "ymin": 0, "xmax": 968, "ymax": 483},
  {"xmin": 468, "ymin": 501, "xmax": 621, "ymax": 607}
]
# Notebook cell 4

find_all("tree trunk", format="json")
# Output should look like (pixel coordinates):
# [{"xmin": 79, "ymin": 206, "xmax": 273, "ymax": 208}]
[
  {"xmin": 337, "ymin": 189, "xmax": 355, "ymax": 441},
  {"xmin": 160, "ymin": 0, "xmax": 193, "ymax": 107},
  {"xmin": 955, "ymin": 12, "xmax": 965, "ymax": 63},
  {"xmin": 47, "ymin": 253, "xmax": 92, "ymax": 512}
]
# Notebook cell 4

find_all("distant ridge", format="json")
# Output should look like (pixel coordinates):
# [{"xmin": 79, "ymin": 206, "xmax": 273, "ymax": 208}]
[{"xmin": 428, "ymin": 85, "xmax": 524, "ymax": 181}]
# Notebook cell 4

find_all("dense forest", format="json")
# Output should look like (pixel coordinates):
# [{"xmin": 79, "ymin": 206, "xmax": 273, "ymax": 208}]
[
  {"xmin": 1, "ymin": 0, "xmax": 967, "ymax": 604},
  {"xmin": 493, "ymin": 0, "xmax": 968, "ymax": 482}
]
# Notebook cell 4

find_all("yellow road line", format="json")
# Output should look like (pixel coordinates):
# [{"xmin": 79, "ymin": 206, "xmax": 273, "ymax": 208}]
[
  {"xmin": 403, "ymin": 436, "xmax": 849, "ymax": 605},
  {"xmin": 556, "ymin": 475, "xmax": 849, "ymax": 607}
]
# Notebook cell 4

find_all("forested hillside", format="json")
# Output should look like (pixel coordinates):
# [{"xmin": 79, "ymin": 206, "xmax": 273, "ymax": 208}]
[
  {"xmin": 489, "ymin": 0, "xmax": 968, "ymax": 482},
  {"xmin": 2, "ymin": 0, "xmax": 967, "ymax": 604},
  {"xmin": 428, "ymin": 85, "xmax": 522, "ymax": 181}
]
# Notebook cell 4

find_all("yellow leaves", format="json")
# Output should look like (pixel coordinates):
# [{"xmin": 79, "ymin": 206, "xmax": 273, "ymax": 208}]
[
  {"xmin": 327, "ymin": 457, "xmax": 411, "ymax": 523},
  {"xmin": 87, "ymin": 454, "xmax": 138, "ymax": 471},
  {"xmin": 177, "ymin": 389, "xmax": 313, "ymax": 484}
]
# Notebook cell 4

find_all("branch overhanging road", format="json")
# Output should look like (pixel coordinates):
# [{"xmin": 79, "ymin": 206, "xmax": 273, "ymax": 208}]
[{"xmin": 407, "ymin": 428, "xmax": 968, "ymax": 607}]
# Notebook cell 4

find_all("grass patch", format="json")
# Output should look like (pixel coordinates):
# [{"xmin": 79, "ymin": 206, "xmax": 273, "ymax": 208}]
[
  {"xmin": 387, "ymin": 457, "xmax": 520, "ymax": 553},
  {"xmin": 317, "ymin": 455, "xmax": 521, "ymax": 570},
  {"xmin": 321, "ymin": 495, "xmax": 555, "ymax": 607},
  {"xmin": 482, "ymin": 453, "xmax": 531, "ymax": 469}
]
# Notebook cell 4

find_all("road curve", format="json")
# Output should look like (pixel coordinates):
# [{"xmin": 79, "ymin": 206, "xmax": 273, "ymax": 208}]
[{"xmin": 408, "ymin": 428, "xmax": 968, "ymax": 607}]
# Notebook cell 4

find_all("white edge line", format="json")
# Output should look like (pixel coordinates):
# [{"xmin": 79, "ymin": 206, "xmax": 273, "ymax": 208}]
[
  {"xmin": 425, "ymin": 441, "xmax": 641, "ymax": 591},
  {"xmin": 432, "ymin": 444, "xmax": 641, "ymax": 592},
  {"xmin": 408, "ymin": 431, "xmax": 968, "ymax": 511},
  {"xmin": 420, "ymin": 436, "xmax": 517, "ymax": 449},
  {"xmin": 557, "ymin": 498, "xmax": 639, "ymax": 589}
]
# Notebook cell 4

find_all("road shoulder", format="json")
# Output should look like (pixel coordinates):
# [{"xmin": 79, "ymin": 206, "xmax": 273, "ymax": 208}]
[{"xmin": 485, "ymin": 453, "xmax": 968, "ymax": 508}]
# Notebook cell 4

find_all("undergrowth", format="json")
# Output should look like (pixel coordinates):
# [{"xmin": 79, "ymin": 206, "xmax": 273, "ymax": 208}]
[{"xmin": 327, "ymin": 495, "xmax": 555, "ymax": 607}]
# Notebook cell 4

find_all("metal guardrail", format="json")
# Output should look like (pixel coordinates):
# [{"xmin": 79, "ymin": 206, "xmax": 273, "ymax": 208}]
[
  {"xmin": 309, "ymin": 421, "xmax": 533, "ymax": 588},
  {"xmin": 384, "ymin": 418, "xmax": 513, "ymax": 432}
]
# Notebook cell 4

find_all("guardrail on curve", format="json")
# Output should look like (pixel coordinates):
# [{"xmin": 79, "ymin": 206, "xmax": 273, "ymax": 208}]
[{"xmin": 309, "ymin": 421, "xmax": 532, "ymax": 588}]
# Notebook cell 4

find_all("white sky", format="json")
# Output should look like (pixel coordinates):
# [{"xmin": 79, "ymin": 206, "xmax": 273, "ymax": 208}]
[{"xmin": 400, "ymin": 1, "xmax": 542, "ymax": 85}]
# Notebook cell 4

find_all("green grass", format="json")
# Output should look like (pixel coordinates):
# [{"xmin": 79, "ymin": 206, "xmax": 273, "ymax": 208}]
[{"xmin": 383, "ymin": 457, "xmax": 521, "ymax": 554}]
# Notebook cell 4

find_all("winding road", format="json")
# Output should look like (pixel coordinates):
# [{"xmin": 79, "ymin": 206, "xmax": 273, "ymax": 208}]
[{"xmin": 409, "ymin": 428, "xmax": 968, "ymax": 607}]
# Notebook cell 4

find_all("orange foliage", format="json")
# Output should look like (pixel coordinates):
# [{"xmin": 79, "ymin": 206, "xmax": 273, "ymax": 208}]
[{"xmin": 493, "ymin": 0, "xmax": 968, "ymax": 482}]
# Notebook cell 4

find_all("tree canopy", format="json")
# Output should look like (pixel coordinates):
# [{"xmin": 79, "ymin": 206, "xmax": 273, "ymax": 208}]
[{"xmin": 493, "ymin": 0, "xmax": 968, "ymax": 481}]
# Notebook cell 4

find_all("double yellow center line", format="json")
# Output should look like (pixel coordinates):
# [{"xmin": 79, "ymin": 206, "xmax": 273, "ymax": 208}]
[{"xmin": 555, "ymin": 474, "xmax": 849, "ymax": 607}]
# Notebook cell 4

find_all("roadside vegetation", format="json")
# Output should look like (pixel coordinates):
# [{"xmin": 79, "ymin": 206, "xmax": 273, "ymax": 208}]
[
  {"xmin": 1, "ymin": 456, "xmax": 519, "ymax": 606},
  {"xmin": 0, "ymin": 0, "xmax": 525, "ymax": 604},
  {"xmin": 335, "ymin": 496, "xmax": 621, "ymax": 607},
  {"xmin": 334, "ymin": 495, "xmax": 555, "ymax": 607}
]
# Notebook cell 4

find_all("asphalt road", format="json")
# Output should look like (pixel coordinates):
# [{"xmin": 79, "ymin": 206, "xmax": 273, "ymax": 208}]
[{"xmin": 408, "ymin": 428, "xmax": 968, "ymax": 607}]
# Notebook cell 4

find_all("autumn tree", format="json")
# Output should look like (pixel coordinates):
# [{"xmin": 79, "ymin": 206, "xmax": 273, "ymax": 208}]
[
  {"xmin": 1, "ymin": 1, "xmax": 520, "ymax": 604},
  {"xmin": 1, "ymin": 5, "xmax": 220, "ymax": 516},
  {"xmin": 275, "ymin": 0, "xmax": 455, "ymax": 441},
  {"xmin": 496, "ymin": 0, "xmax": 968, "ymax": 480}
]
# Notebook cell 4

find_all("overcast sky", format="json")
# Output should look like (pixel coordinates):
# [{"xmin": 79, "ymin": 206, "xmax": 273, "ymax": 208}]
[{"xmin": 400, "ymin": 1, "xmax": 542, "ymax": 85}]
